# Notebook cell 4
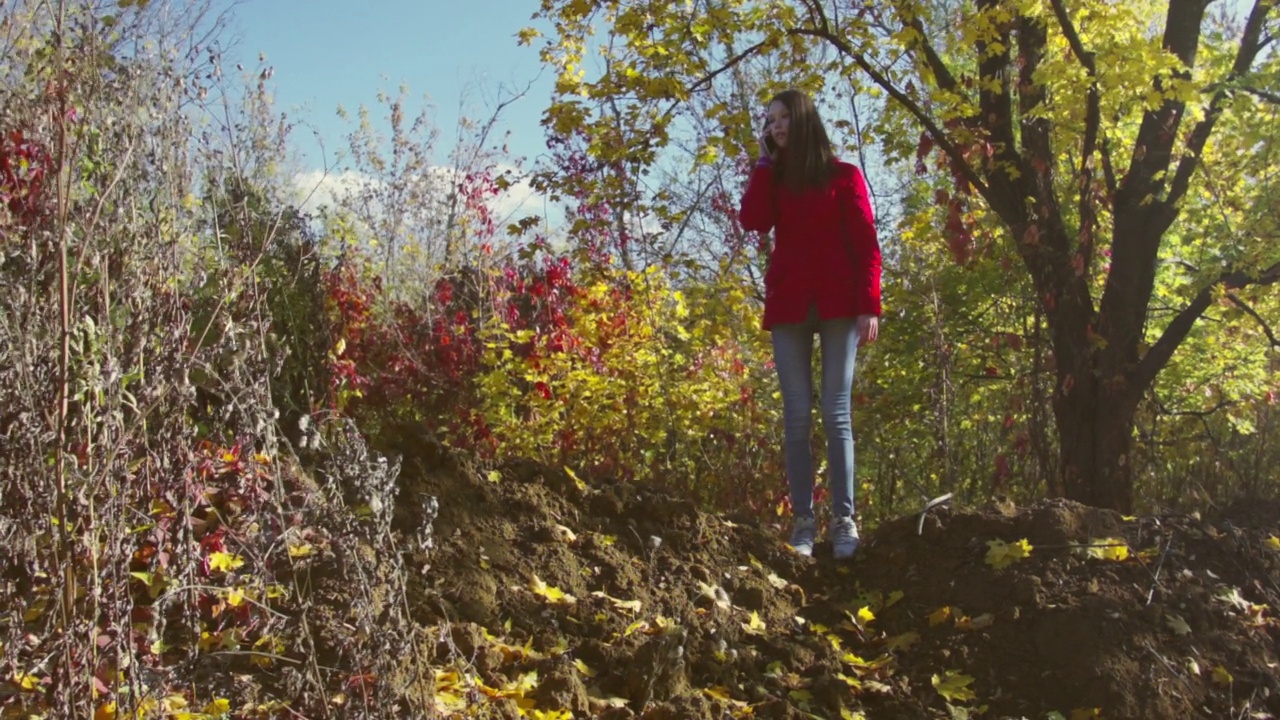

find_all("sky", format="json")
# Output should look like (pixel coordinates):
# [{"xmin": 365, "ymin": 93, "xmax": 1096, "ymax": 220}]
[{"xmin": 215, "ymin": 0, "xmax": 555, "ymax": 174}]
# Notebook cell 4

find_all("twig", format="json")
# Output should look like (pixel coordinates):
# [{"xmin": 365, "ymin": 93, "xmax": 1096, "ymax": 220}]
[
  {"xmin": 1145, "ymin": 534, "xmax": 1174, "ymax": 606},
  {"xmin": 1143, "ymin": 642, "xmax": 1196, "ymax": 694},
  {"xmin": 206, "ymin": 650, "xmax": 302, "ymax": 665}
]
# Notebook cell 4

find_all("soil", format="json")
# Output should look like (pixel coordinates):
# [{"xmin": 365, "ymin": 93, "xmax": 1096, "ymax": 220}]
[{"xmin": 322, "ymin": 460, "xmax": 1280, "ymax": 719}]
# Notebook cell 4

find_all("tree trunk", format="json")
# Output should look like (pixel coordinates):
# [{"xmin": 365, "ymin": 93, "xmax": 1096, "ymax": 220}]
[{"xmin": 1054, "ymin": 370, "xmax": 1138, "ymax": 512}]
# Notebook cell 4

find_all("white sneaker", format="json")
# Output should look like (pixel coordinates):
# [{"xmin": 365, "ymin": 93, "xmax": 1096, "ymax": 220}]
[
  {"xmin": 831, "ymin": 516, "xmax": 860, "ymax": 560},
  {"xmin": 788, "ymin": 515, "xmax": 817, "ymax": 556}
]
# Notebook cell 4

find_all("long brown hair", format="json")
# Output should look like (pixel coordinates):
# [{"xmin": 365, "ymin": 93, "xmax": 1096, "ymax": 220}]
[{"xmin": 771, "ymin": 89, "xmax": 835, "ymax": 192}]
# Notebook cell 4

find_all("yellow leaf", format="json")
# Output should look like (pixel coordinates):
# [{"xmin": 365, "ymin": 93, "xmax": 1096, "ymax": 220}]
[
  {"xmin": 1212, "ymin": 665, "xmax": 1233, "ymax": 686},
  {"xmin": 703, "ymin": 686, "xmax": 733, "ymax": 701},
  {"xmin": 226, "ymin": 588, "xmax": 246, "ymax": 607},
  {"xmin": 928, "ymin": 606, "xmax": 953, "ymax": 626},
  {"xmin": 208, "ymin": 551, "xmax": 244, "ymax": 573},
  {"xmin": 841, "ymin": 709, "xmax": 868, "ymax": 720},
  {"xmin": 94, "ymin": 702, "xmax": 117, "ymax": 720},
  {"xmin": 623, "ymin": 619, "xmax": 649, "ymax": 636},
  {"xmin": 288, "ymin": 542, "xmax": 314, "ymax": 558},
  {"xmin": 956, "ymin": 613, "xmax": 995, "ymax": 631},
  {"xmin": 1069, "ymin": 709, "xmax": 1102, "ymax": 720},
  {"xmin": 1265, "ymin": 536, "xmax": 1280, "ymax": 551},
  {"xmin": 856, "ymin": 606, "xmax": 875, "ymax": 625},
  {"xmin": 885, "ymin": 590, "xmax": 905, "ymax": 608},
  {"xmin": 591, "ymin": 590, "xmax": 641, "ymax": 613},
  {"xmin": 573, "ymin": 658, "xmax": 597, "ymax": 678},
  {"xmin": 742, "ymin": 610, "xmax": 767, "ymax": 635},
  {"xmin": 1086, "ymin": 538, "xmax": 1130, "ymax": 561},
  {"xmin": 13, "ymin": 672, "xmax": 41, "ymax": 691},
  {"xmin": 932, "ymin": 670, "xmax": 977, "ymax": 702},
  {"xmin": 885, "ymin": 631, "xmax": 920, "ymax": 652},
  {"xmin": 529, "ymin": 575, "xmax": 576, "ymax": 605},
  {"xmin": 487, "ymin": 470, "xmax": 502, "ymax": 483},
  {"xmin": 203, "ymin": 698, "xmax": 231, "ymax": 715},
  {"xmin": 563, "ymin": 466, "xmax": 587, "ymax": 490},
  {"xmin": 985, "ymin": 538, "xmax": 1033, "ymax": 569}
]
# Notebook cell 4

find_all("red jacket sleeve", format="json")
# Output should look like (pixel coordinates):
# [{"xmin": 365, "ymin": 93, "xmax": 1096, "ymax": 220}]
[
  {"xmin": 738, "ymin": 164, "xmax": 776, "ymax": 233},
  {"xmin": 844, "ymin": 165, "xmax": 882, "ymax": 317}
]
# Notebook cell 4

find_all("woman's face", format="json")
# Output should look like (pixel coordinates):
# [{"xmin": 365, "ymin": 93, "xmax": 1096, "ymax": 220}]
[{"xmin": 767, "ymin": 100, "xmax": 791, "ymax": 149}]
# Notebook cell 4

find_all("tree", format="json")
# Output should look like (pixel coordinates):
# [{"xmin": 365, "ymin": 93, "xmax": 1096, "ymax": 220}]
[{"xmin": 529, "ymin": 0, "xmax": 1280, "ymax": 511}]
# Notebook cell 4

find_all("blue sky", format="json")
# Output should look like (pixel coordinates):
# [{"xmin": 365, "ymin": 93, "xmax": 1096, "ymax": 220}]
[{"xmin": 217, "ymin": 0, "xmax": 554, "ymax": 171}]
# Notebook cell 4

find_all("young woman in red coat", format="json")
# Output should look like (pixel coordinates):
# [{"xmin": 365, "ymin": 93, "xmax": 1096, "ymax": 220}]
[{"xmin": 739, "ymin": 89, "xmax": 882, "ymax": 559}]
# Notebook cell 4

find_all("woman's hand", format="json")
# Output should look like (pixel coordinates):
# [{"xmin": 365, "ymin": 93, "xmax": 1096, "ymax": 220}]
[
  {"xmin": 757, "ymin": 122, "xmax": 775, "ymax": 162},
  {"xmin": 857, "ymin": 315, "xmax": 879, "ymax": 346}
]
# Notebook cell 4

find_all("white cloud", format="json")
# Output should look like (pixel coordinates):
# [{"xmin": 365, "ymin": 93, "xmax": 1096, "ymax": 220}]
[{"xmin": 289, "ymin": 164, "xmax": 559, "ymax": 229}]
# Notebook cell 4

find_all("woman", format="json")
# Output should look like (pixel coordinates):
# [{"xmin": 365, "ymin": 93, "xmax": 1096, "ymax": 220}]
[{"xmin": 739, "ymin": 89, "xmax": 882, "ymax": 559}]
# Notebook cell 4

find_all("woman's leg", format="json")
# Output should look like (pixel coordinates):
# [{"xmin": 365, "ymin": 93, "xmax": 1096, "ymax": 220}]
[
  {"xmin": 817, "ymin": 316, "xmax": 861, "ymax": 519},
  {"xmin": 771, "ymin": 321, "xmax": 816, "ymax": 518}
]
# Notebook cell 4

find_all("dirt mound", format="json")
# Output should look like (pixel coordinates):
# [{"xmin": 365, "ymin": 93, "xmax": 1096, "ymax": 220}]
[{"xmin": 380, "ymin": 463, "xmax": 1280, "ymax": 719}]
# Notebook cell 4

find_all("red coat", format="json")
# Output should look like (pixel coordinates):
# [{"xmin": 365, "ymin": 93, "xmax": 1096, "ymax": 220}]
[{"xmin": 739, "ymin": 160, "xmax": 882, "ymax": 330}]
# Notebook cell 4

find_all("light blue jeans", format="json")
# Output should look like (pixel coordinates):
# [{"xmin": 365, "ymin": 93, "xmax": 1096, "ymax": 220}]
[{"xmin": 771, "ymin": 313, "xmax": 860, "ymax": 519}]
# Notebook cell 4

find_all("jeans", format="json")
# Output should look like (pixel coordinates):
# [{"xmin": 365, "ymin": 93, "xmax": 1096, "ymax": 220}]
[{"xmin": 771, "ymin": 312, "xmax": 861, "ymax": 519}]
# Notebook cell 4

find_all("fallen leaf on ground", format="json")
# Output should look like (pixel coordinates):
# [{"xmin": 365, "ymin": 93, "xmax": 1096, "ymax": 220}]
[
  {"xmin": 986, "ymin": 538, "xmax": 1033, "ymax": 569},
  {"xmin": 884, "ymin": 631, "xmax": 920, "ymax": 652},
  {"xmin": 742, "ymin": 610, "xmax": 767, "ymax": 635},
  {"xmin": 530, "ymin": 575, "xmax": 576, "ymax": 605},
  {"xmin": 1085, "ymin": 537, "xmax": 1130, "ymax": 561},
  {"xmin": 928, "ymin": 606, "xmax": 953, "ymax": 626},
  {"xmin": 932, "ymin": 670, "xmax": 977, "ymax": 702},
  {"xmin": 590, "ymin": 591, "xmax": 640, "ymax": 613},
  {"xmin": 955, "ymin": 613, "xmax": 994, "ymax": 631},
  {"xmin": 1165, "ymin": 613, "xmax": 1192, "ymax": 636}
]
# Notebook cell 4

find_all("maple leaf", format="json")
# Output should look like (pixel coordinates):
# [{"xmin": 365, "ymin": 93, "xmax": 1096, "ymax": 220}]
[
  {"xmin": 932, "ymin": 670, "xmax": 977, "ymax": 702},
  {"xmin": 742, "ymin": 610, "xmax": 767, "ymax": 635},
  {"xmin": 1215, "ymin": 586, "xmax": 1251, "ymax": 612},
  {"xmin": 287, "ymin": 542, "xmax": 314, "ymax": 558},
  {"xmin": 572, "ymin": 659, "xmax": 597, "ymax": 678},
  {"xmin": 1085, "ymin": 537, "xmax": 1130, "ymax": 561},
  {"xmin": 591, "ymin": 590, "xmax": 642, "ymax": 613},
  {"xmin": 928, "ymin": 606, "xmax": 953, "ymax": 626},
  {"xmin": 985, "ymin": 538, "xmax": 1033, "ymax": 569},
  {"xmin": 1211, "ymin": 665, "xmax": 1233, "ymax": 686},
  {"xmin": 207, "ymin": 551, "xmax": 244, "ymax": 573},
  {"xmin": 529, "ymin": 575, "xmax": 576, "ymax": 605},
  {"xmin": 955, "ymin": 613, "xmax": 994, "ymax": 631},
  {"xmin": 1165, "ymin": 612, "xmax": 1192, "ymax": 635},
  {"xmin": 1265, "ymin": 535, "xmax": 1280, "ymax": 551},
  {"xmin": 884, "ymin": 631, "xmax": 920, "ymax": 652},
  {"xmin": 695, "ymin": 581, "xmax": 732, "ymax": 611}
]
